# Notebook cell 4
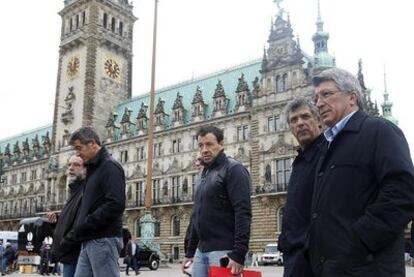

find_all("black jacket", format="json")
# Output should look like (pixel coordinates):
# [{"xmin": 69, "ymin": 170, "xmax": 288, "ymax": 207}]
[
  {"xmin": 278, "ymin": 135, "xmax": 323, "ymax": 277},
  {"xmin": 309, "ymin": 111, "xmax": 414, "ymax": 277},
  {"xmin": 72, "ymin": 147, "xmax": 126, "ymax": 241},
  {"xmin": 186, "ymin": 152, "xmax": 252, "ymax": 264},
  {"xmin": 51, "ymin": 179, "xmax": 83, "ymax": 264},
  {"xmin": 126, "ymin": 241, "xmax": 140, "ymax": 258}
]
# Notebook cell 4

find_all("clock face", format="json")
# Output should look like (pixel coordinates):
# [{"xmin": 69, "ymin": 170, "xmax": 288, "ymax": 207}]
[
  {"xmin": 67, "ymin": 57, "xmax": 80, "ymax": 77},
  {"xmin": 104, "ymin": 59, "xmax": 120, "ymax": 79}
]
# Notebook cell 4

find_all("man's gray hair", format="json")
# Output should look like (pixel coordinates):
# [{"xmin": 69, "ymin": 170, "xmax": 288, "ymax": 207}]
[
  {"xmin": 69, "ymin": 126, "xmax": 102, "ymax": 146},
  {"xmin": 312, "ymin": 67, "xmax": 365, "ymax": 110},
  {"xmin": 284, "ymin": 96, "xmax": 319, "ymax": 124}
]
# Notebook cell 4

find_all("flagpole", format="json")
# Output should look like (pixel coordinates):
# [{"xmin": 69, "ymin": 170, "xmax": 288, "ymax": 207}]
[{"xmin": 145, "ymin": 0, "xmax": 159, "ymax": 209}]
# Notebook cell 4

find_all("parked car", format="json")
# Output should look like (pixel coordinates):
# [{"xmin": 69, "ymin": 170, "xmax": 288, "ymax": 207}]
[
  {"xmin": 137, "ymin": 245, "xmax": 160, "ymax": 270},
  {"xmin": 121, "ymin": 227, "xmax": 160, "ymax": 271},
  {"xmin": 259, "ymin": 243, "xmax": 283, "ymax": 266}
]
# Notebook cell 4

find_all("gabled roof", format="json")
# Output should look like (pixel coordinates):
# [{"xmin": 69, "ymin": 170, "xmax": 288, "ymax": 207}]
[{"xmin": 114, "ymin": 59, "xmax": 262, "ymax": 130}]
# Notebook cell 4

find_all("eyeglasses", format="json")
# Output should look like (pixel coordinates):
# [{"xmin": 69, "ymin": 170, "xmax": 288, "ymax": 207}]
[{"xmin": 313, "ymin": 90, "xmax": 342, "ymax": 104}]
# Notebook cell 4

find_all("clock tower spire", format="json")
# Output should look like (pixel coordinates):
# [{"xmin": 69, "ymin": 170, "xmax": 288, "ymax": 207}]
[{"xmin": 52, "ymin": 0, "xmax": 136, "ymax": 151}]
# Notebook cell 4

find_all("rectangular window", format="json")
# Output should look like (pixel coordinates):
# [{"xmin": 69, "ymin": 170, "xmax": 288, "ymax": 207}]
[
  {"xmin": 153, "ymin": 179, "xmax": 161, "ymax": 204},
  {"xmin": 21, "ymin": 172, "xmax": 27, "ymax": 183},
  {"xmin": 11, "ymin": 174, "xmax": 17, "ymax": 185},
  {"xmin": 154, "ymin": 142, "xmax": 162, "ymax": 157},
  {"xmin": 120, "ymin": 150, "xmax": 128, "ymax": 163},
  {"xmin": 268, "ymin": 115, "xmax": 284, "ymax": 132},
  {"xmin": 172, "ymin": 176, "xmax": 180, "ymax": 202},
  {"xmin": 237, "ymin": 125, "xmax": 249, "ymax": 141},
  {"xmin": 268, "ymin": 116, "xmax": 275, "ymax": 132},
  {"xmin": 137, "ymin": 146, "xmax": 145, "ymax": 160},
  {"xmin": 172, "ymin": 139, "xmax": 182, "ymax": 153},
  {"xmin": 30, "ymin": 170, "xmax": 37, "ymax": 181},
  {"xmin": 192, "ymin": 135, "xmax": 198, "ymax": 150},
  {"xmin": 274, "ymin": 158, "xmax": 293, "ymax": 188}
]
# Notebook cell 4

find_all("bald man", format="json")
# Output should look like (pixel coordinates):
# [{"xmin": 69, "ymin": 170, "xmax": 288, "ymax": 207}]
[{"xmin": 47, "ymin": 155, "xmax": 86, "ymax": 277}]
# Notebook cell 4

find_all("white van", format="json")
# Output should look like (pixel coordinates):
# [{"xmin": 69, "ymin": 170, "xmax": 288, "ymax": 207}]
[
  {"xmin": 259, "ymin": 243, "xmax": 283, "ymax": 266},
  {"xmin": 0, "ymin": 230, "xmax": 18, "ymax": 249}
]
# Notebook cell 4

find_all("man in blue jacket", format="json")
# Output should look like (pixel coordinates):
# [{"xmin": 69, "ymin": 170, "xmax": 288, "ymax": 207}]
[
  {"xmin": 183, "ymin": 126, "xmax": 252, "ymax": 277},
  {"xmin": 69, "ymin": 126, "xmax": 126, "ymax": 277}
]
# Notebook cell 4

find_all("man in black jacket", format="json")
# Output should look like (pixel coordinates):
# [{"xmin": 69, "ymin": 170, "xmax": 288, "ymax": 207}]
[
  {"xmin": 69, "ymin": 126, "xmax": 125, "ymax": 277},
  {"xmin": 47, "ymin": 155, "xmax": 85, "ymax": 277},
  {"xmin": 278, "ymin": 97, "xmax": 322, "ymax": 277},
  {"xmin": 309, "ymin": 67, "xmax": 414, "ymax": 276},
  {"xmin": 183, "ymin": 126, "xmax": 252, "ymax": 277}
]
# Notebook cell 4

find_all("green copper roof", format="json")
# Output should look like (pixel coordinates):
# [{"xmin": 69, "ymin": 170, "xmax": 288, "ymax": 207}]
[
  {"xmin": 114, "ymin": 59, "xmax": 262, "ymax": 133},
  {"xmin": 314, "ymin": 51, "xmax": 335, "ymax": 68},
  {"xmin": 0, "ymin": 125, "xmax": 52, "ymax": 154}
]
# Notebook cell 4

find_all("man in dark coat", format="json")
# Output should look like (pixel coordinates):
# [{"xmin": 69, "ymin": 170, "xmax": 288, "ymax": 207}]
[
  {"xmin": 69, "ymin": 126, "xmax": 125, "ymax": 277},
  {"xmin": 125, "ymin": 238, "xmax": 140, "ymax": 275},
  {"xmin": 47, "ymin": 155, "xmax": 86, "ymax": 277},
  {"xmin": 278, "ymin": 97, "xmax": 322, "ymax": 277},
  {"xmin": 309, "ymin": 67, "xmax": 414, "ymax": 276},
  {"xmin": 183, "ymin": 126, "xmax": 252, "ymax": 277}
]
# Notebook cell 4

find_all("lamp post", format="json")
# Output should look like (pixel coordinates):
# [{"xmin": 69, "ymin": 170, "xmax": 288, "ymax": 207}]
[{"xmin": 140, "ymin": 0, "xmax": 160, "ymax": 253}]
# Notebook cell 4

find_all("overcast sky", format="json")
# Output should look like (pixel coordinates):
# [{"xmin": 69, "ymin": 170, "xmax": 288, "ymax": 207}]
[{"xmin": 0, "ymin": 0, "xmax": 413, "ymax": 154}]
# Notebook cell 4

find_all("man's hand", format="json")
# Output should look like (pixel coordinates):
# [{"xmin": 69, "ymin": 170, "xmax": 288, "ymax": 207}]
[
  {"xmin": 45, "ymin": 211, "xmax": 57, "ymax": 223},
  {"xmin": 227, "ymin": 257, "xmax": 243, "ymax": 275},
  {"xmin": 181, "ymin": 257, "xmax": 193, "ymax": 274}
]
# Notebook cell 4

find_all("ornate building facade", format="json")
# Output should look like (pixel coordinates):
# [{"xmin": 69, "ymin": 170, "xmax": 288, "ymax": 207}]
[{"xmin": 0, "ymin": 0, "xmax": 394, "ymax": 261}]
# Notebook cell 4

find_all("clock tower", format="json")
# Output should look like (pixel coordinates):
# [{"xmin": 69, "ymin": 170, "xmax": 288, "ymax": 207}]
[{"xmin": 52, "ymin": 0, "xmax": 136, "ymax": 151}]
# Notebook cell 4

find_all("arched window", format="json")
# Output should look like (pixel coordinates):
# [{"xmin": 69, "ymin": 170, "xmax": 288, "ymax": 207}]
[
  {"xmin": 171, "ymin": 215, "xmax": 180, "ymax": 236},
  {"xmin": 277, "ymin": 206, "xmax": 285, "ymax": 232},
  {"xmin": 103, "ymin": 13, "xmax": 108, "ymax": 28}
]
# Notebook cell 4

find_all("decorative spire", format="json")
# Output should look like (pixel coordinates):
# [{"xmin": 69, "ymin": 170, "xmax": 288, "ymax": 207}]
[
  {"xmin": 316, "ymin": 0, "xmax": 323, "ymax": 32},
  {"xmin": 381, "ymin": 64, "xmax": 398, "ymax": 125},
  {"xmin": 312, "ymin": 0, "xmax": 334, "ymax": 68},
  {"xmin": 274, "ymin": 0, "xmax": 285, "ymax": 18}
]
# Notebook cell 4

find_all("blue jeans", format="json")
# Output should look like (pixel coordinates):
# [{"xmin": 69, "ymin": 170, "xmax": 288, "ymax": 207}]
[
  {"xmin": 192, "ymin": 249, "xmax": 231, "ymax": 277},
  {"xmin": 74, "ymin": 237, "xmax": 123, "ymax": 277},
  {"xmin": 63, "ymin": 262, "xmax": 77, "ymax": 277}
]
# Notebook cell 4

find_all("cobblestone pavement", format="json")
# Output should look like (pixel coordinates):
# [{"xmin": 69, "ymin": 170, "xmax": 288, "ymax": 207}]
[{"xmin": 5, "ymin": 264, "xmax": 414, "ymax": 276}]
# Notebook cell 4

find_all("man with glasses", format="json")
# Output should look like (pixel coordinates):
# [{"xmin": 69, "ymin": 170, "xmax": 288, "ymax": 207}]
[
  {"xmin": 278, "ymin": 97, "xmax": 323, "ymax": 277},
  {"xmin": 308, "ymin": 67, "xmax": 414, "ymax": 276}
]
